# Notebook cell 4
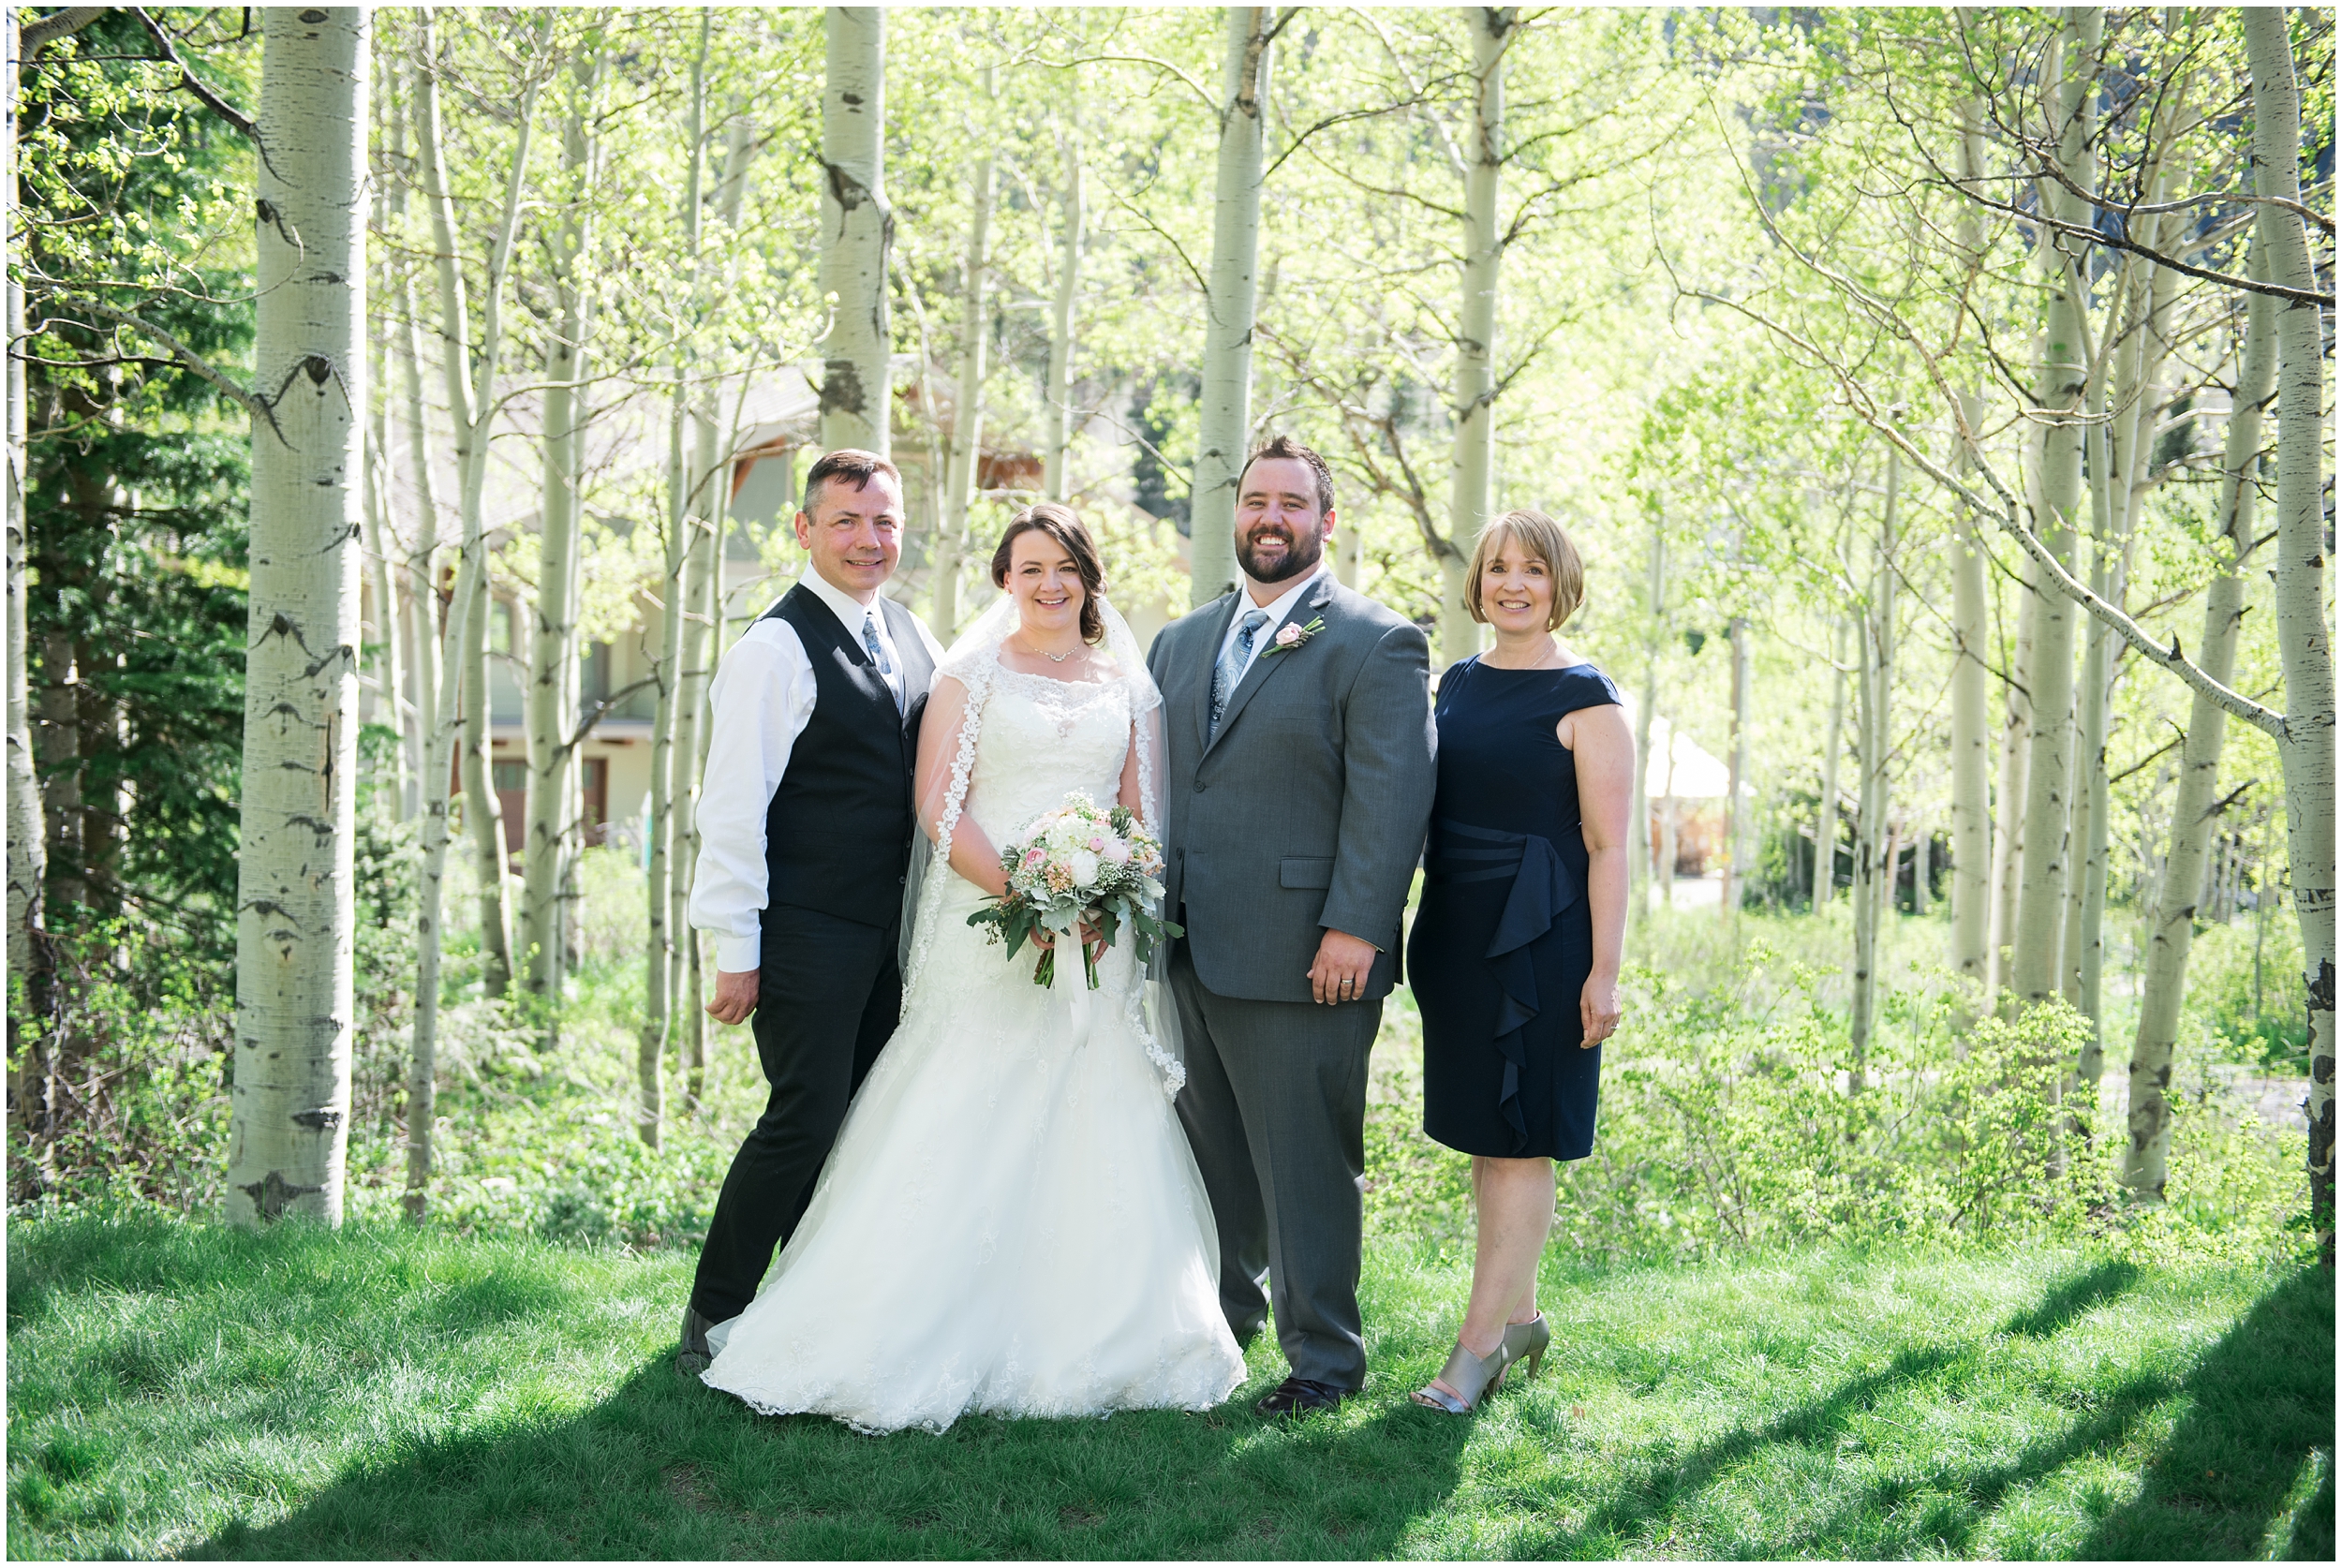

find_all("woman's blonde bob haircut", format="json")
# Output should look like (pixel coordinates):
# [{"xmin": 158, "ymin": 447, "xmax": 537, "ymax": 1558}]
[{"xmin": 1464, "ymin": 509, "xmax": 1585, "ymax": 630}]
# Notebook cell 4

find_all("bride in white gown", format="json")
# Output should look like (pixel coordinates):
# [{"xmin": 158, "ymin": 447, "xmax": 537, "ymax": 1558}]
[{"xmin": 701, "ymin": 506, "xmax": 1246, "ymax": 1433}]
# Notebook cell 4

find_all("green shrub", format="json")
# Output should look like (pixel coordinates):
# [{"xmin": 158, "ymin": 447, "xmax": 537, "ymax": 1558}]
[
  {"xmin": 1362, "ymin": 922, "xmax": 2299, "ymax": 1265},
  {"xmin": 2180, "ymin": 913, "xmax": 2308, "ymax": 1072}
]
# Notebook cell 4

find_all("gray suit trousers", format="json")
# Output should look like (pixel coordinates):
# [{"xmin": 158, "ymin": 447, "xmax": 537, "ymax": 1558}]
[{"xmin": 1170, "ymin": 942, "xmax": 1380, "ymax": 1390}]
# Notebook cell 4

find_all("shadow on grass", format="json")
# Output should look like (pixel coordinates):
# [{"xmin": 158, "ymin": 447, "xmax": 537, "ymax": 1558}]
[
  {"xmin": 2077, "ymin": 1264, "xmax": 2335, "ymax": 1561},
  {"xmin": 1517, "ymin": 1255, "xmax": 2155, "ymax": 1557},
  {"xmin": 194, "ymin": 1354, "xmax": 1476, "ymax": 1561}
]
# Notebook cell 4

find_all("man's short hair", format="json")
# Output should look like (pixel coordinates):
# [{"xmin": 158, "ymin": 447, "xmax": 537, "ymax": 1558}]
[
  {"xmin": 1237, "ymin": 434, "xmax": 1335, "ymax": 520},
  {"xmin": 801, "ymin": 448, "xmax": 901, "ymax": 518}
]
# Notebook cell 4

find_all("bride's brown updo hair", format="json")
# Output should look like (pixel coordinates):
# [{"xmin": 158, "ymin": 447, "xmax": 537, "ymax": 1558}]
[{"xmin": 990, "ymin": 502, "xmax": 1107, "ymax": 644}]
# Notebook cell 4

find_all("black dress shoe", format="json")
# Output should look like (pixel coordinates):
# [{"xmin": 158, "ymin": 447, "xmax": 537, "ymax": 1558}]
[
  {"xmin": 1254, "ymin": 1375, "xmax": 1354, "ymax": 1418},
  {"xmin": 675, "ymin": 1305, "xmax": 717, "ymax": 1376}
]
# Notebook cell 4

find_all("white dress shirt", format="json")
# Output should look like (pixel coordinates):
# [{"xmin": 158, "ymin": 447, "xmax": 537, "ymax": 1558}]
[
  {"xmin": 1214, "ymin": 565, "xmax": 1329, "ymax": 691},
  {"xmin": 689, "ymin": 568, "xmax": 946, "ymax": 973}
]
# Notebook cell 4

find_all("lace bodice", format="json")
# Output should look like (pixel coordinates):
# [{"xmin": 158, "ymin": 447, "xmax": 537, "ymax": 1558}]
[{"xmin": 959, "ymin": 661, "xmax": 1135, "ymax": 850}]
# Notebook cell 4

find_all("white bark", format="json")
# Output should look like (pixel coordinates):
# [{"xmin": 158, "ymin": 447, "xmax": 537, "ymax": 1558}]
[
  {"xmin": 459, "ymin": 560, "xmax": 510, "ymax": 993},
  {"xmin": 360, "ymin": 349, "xmax": 411, "ymax": 821},
  {"xmin": 1949, "ymin": 106, "xmax": 1991, "ymax": 985},
  {"xmin": 1848, "ymin": 444, "xmax": 1898, "ymax": 1084},
  {"xmin": 1986, "ymin": 559, "xmax": 2034, "ymax": 996},
  {"xmin": 406, "ymin": 7, "xmax": 542, "ymax": 1215},
  {"xmin": 641, "ymin": 13, "xmax": 711, "ymax": 1149},
  {"xmin": 1723, "ymin": 614, "xmax": 1749, "ymax": 921},
  {"xmin": 1189, "ymin": 6, "xmax": 1277, "ymax": 608},
  {"xmin": 1657, "ymin": 731, "xmax": 1678, "ymax": 910},
  {"xmin": 524, "ymin": 45, "xmax": 599, "ymax": 1025},
  {"xmin": 817, "ymin": 7, "xmax": 890, "ymax": 455},
  {"xmin": 1817, "ymin": 617, "xmax": 1846, "ymax": 913},
  {"xmin": 226, "ymin": 7, "xmax": 369, "ymax": 1227},
  {"xmin": 1630, "ymin": 524, "xmax": 1662, "ymax": 922},
  {"xmin": 674, "ymin": 409, "xmax": 719, "ymax": 1106},
  {"xmin": 930, "ymin": 68, "xmax": 996, "ymax": 639},
  {"xmin": 2123, "ymin": 251, "xmax": 2274, "ymax": 1201},
  {"xmin": 1042, "ymin": 102, "xmax": 1084, "ymax": 505},
  {"xmin": 2243, "ymin": 7, "xmax": 2336, "ymax": 1253},
  {"xmin": 2008, "ymin": 8, "xmax": 2100, "ymax": 1011},
  {"xmin": 1438, "ymin": 7, "xmax": 1515, "ymax": 665},
  {"xmin": 5, "ymin": 10, "xmax": 44, "ymax": 999}
]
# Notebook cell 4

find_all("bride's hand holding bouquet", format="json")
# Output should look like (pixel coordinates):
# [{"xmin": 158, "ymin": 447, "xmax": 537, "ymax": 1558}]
[{"xmin": 968, "ymin": 792, "xmax": 1183, "ymax": 989}]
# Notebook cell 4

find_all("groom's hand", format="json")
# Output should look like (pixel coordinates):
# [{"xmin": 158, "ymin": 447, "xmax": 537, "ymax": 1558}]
[
  {"xmin": 1308, "ymin": 929, "xmax": 1380, "ymax": 1006},
  {"xmin": 706, "ymin": 968, "xmax": 760, "ymax": 1026}
]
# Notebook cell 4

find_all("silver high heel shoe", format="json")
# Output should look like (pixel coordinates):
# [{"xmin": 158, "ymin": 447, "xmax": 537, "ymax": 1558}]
[
  {"xmin": 1501, "ymin": 1314, "xmax": 1550, "ymax": 1380},
  {"xmin": 1410, "ymin": 1337, "xmax": 1513, "ymax": 1413}
]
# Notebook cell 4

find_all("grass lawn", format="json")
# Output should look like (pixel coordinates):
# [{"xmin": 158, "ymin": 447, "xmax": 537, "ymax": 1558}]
[{"xmin": 6, "ymin": 1215, "xmax": 2330, "ymax": 1560}]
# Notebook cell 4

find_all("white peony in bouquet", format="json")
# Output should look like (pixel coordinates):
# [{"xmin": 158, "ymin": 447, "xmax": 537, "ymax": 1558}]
[{"xmin": 968, "ymin": 792, "xmax": 1183, "ymax": 989}]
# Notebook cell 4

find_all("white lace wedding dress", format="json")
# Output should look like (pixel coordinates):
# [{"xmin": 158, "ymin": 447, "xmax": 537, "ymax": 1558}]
[{"xmin": 700, "ymin": 648, "xmax": 1246, "ymax": 1434}]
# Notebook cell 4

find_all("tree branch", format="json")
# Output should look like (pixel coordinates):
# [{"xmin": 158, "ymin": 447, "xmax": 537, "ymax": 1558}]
[
  {"xmin": 1683, "ymin": 279, "xmax": 2288, "ymax": 742},
  {"xmin": 20, "ymin": 6, "xmax": 109, "ymax": 57},
  {"xmin": 66, "ymin": 295, "xmax": 281, "ymax": 441},
  {"xmin": 129, "ymin": 6, "xmax": 267, "ymax": 161}
]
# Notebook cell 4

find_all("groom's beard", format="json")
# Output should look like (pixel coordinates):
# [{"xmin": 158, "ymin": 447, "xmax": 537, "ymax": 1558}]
[{"xmin": 1238, "ymin": 522, "xmax": 1327, "ymax": 585}]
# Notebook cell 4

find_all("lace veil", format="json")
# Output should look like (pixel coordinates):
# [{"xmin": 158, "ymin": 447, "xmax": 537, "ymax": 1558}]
[{"xmin": 899, "ymin": 590, "xmax": 1184, "ymax": 1097}]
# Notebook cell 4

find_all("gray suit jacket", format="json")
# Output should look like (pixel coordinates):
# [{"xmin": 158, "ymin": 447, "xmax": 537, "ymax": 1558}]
[{"xmin": 1148, "ymin": 573, "xmax": 1436, "ymax": 1005}]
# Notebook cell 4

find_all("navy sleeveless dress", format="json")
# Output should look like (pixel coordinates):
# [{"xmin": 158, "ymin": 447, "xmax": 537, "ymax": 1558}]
[{"xmin": 1407, "ymin": 656, "xmax": 1622, "ymax": 1161}]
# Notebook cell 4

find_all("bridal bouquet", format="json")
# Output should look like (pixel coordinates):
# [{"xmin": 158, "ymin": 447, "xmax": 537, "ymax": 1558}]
[{"xmin": 968, "ymin": 792, "xmax": 1182, "ymax": 989}]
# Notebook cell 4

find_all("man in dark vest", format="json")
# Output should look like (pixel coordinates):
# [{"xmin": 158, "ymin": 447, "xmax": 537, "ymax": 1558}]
[{"xmin": 677, "ymin": 448, "xmax": 941, "ymax": 1372}]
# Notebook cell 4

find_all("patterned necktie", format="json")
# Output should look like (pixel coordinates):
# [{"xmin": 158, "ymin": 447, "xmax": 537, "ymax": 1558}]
[
  {"xmin": 863, "ymin": 611, "xmax": 902, "ymax": 713},
  {"xmin": 1210, "ymin": 608, "xmax": 1270, "ymax": 741}
]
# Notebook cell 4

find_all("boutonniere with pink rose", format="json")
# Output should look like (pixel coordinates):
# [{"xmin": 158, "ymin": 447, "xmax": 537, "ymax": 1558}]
[{"xmin": 1261, "ymin": 615, "xmax": 1325, "ymax": 657}]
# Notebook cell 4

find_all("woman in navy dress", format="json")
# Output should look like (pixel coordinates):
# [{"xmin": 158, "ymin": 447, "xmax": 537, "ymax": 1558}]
[{"xmin": 1405, "ymin": 510, "xmax": 1632, "ymax": 1413}]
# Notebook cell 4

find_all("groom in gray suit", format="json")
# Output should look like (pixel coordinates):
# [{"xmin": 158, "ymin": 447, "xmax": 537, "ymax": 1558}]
[{"xmin": 1149, "ymin": 435, "xmax": 1437, "ymax": 1417}]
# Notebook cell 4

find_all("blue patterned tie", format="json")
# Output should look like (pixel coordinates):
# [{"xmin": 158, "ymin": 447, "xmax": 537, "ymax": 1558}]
[
  {"xmin": 1210, "ymin": 609, "xmax": 1269, "ymax": 741},
  {"xmin": 863, "ymin": 612, "xmax": 902, "ymax": 713}
]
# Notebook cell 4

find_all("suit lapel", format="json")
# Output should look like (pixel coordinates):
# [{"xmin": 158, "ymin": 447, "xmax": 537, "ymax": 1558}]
[{"xmin": 1203, "ymin": 573, "xmax": 1336, "ymax": 759}]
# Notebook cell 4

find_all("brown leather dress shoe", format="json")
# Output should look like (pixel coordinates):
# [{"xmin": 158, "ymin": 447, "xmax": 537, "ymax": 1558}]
[{"xmin": 1254, "ymin": 1375, "xmax": 1354, "ymax": 1418}]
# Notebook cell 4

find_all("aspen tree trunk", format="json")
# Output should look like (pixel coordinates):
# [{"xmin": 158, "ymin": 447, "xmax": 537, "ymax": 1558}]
[
  {"xmin": 1913, "ymin": 815, "xmax": 1930, "ymax": 917},
  {"xmin": 225, "ymin": 7, "xmax": 368, "ymax": 1227},
  {"xmin": 930, "ymin": 70, "xmax": 995, "ymax": 639},
  {"xmin": 1723, "ymin": 614, "xmax": 1749, "ymax": 921},
  {"xmin": 641, "ymin": 15, "xmax": 712, "ymax": 1150},
  {"xmin": 1848, "ymin": 446, "xmax": 1898, "ymax": 1088},
  {"xmin": 5, "ymin": 10, "xmax": 45, "ymax": 1005},
  {"xmin": 1042, "ymin": 103, "xmax": 1084, "ymax": 505},
  {"xmin": 2008, "ymin": 7, "xmax": 2100, "ymax": 1012},
  {"xmin": 1439, "ymin": 7, "xmax": 1516, "ymax": 665},
  {"xmin": 674, "ymin": 410, "xmax": 719, "ymax": 1107},
  {"xmin": 1816, "ymin": 617, "xmax": 1846, "ymax": 913},
  {"xmin": 1986, "ymin": 572, "xmax": 2034, "ymax": 996},
  {"xmin": 817, "ymin": 7, "xmax": 890, "ymax": 456},
  {"xmin": 391, "ymin": 74, "xmax": 441, "ymax": 851},
  {"xmin": 2123, "ymin": 258, "xmax": 2274, "ymax": 1201},
  {"xmin": 1948, "ymin": 107, "xmax": 1991, "ymax": 985},
  {"xmin": 1657, "ymin": 740, "xmax": 1679, "ymax": 909},
  {"xmin": 407, "ymin": 9, "xmax": 542, "ymax": 1215},
  {"xmin": 37, "ymin": 633, "xmax": 80, "ymax": 910},
  {"xmin": 678, "ymin": 109, "xmax": 754, "ymax": 1108},
  {"xmin": 1949, "ymin": 437, "xmax": 1990, "ymax": 981},
  {"xmin": 459, "ymin": 572, "xmax": 510, "ymax": 993},
  {"xmin": 1190, "ymin": 6, "xmax": 1276, "ymax": 608},
  {"xmin": 359, "ymin": 210, "xmax": 410, "ymax": 824},
  {"xmin": 684, "ymin": 493, "xmax": 723, "ymax": 1111},
  {"xmin": 2242, "ymin": 7, "xmax": 2337, "ymax": 1257},
  {"xmin": 525, "ymin": 45, "xmax": 599, "ymax": 1031},
  {"xmin": 362, "ymin": 430, "xmax": 412, "ymax": 821},
  {"xmin": 1630, "ymin": 525, "xmax": 1662, "ymax": 923}
]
